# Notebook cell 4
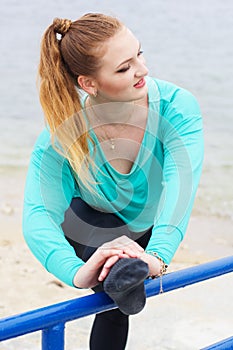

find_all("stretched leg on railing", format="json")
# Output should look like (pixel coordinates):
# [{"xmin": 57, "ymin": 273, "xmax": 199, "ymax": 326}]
[{"xmin": 62, "ymin": 198, "xmax": 152, "ymax": 350}]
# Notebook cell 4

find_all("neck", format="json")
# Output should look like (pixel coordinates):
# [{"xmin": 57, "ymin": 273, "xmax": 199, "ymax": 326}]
[
  {"xmin": 87, "ymin": 95, "xmax": 148, "ymax": 124},
  {"xmin": 87, "ymin": 98, "xmax": 134, "ymax": 124}
]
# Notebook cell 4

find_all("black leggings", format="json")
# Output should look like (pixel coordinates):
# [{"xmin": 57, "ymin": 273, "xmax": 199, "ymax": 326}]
[{"xmin": 62, "ymin": 198, "xmax": 152, "ymax": 350}]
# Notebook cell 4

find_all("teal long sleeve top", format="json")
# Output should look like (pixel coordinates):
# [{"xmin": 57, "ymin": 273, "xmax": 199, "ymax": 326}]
[{"xmin": 23, "ymin": 77, "xmax": 204, "ymax": 287}]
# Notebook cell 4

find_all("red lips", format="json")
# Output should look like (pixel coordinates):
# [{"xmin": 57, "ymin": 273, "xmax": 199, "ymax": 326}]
[{"xmin": 134, "ymin": 78, "xmax": 146, "ymax": 88}]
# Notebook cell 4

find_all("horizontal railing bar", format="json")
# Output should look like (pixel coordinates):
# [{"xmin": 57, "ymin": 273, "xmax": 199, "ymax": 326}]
[
  {"xmin": 201, "ymin": 335, "xmax": 233, "ymax": 349},
  {"xmin": 145, "ymin": 255, "xmax": 233, "ymax": 297},
  {"xmin": 0, "ymin": 289, "xmax": 115, "ymax": 341},
  {"xmin": 0, "ymin": 256, "xmax": 232, "ymax": 342}
]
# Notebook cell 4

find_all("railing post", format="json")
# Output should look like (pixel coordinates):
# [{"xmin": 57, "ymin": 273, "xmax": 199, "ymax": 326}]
[{"xmin": 42, "ymin": 322, "xmax": 65, "ymax": 350}]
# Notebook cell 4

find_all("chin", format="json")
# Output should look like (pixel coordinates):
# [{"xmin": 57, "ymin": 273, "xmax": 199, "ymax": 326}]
[{"xmin": 133, "ymin": 89, "xmax": 148, "ymax": 101}]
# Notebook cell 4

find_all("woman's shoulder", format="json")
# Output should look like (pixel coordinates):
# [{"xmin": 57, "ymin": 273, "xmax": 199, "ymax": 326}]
[
  {"xmin": 34, "ymin": 127, "xmax": 51, "ymax": 144},
  {"xmin": 31, "ymin": 128, "xmax": 67, "ymax": 163},
  {"xmin": 147, "ymin": 76, "xmax": 201, "ymax": 116},
  {"xmin": 32, "ymin": 127, "xmax": 53, "ymax": 153},
  {"xmin": 148, "ymin": 76, "xmax": 196, "ymax": 101}
]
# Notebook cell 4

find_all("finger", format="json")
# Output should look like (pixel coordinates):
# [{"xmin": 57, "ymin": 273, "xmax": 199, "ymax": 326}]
[
  {"xmin": 96, "ymin": 247, "xmax": 124, "ymax": 259},
  {"xmin": 117, "ymin": 236, "xmax": 145, "ymax": 253},
  {"xmin": 98, "ymin": 252, "xmax": 132, "ymax": 281},
  {"xmin": 104, "ymin": 255, "xmax": 121, "ymax": 269},
  {"xmin": 98, "ymin": 255, "xmax": 120, "ymax": 281},
  {"xmin": 118, "ymin": 253, "xmax": 130, "ymax": 258},
  {"xmin": 102, "ymin": 235, "xmax": 144, "ymax": 253},
  {"xmin": 88, "ymin": 248, "xmax": 124, "ymax": 268},
  {"xmin": 120, "ymin": 241, "xmax": 144, "ymax": 258},
  {"xmin": 102, "ymin": 235, "xmax": 132, "ymax": 250}
]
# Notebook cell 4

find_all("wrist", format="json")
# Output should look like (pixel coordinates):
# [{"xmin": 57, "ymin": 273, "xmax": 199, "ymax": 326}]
[
  {"xmin": 73, "ymin": 265, "xmax": 89, "ymax": 289},
  {"xmin": 145, "ymin": 251, "xmax": 168, "ymax": 278}
]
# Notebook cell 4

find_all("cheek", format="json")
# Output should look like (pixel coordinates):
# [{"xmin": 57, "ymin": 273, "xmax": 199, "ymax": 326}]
[
  {"xmin": 98, "ymin": 75, "xmax": 132, "ymax": 95},
  {"xmin": 140, "ymin": 56, "xmax": 146, "ymax": 65}
]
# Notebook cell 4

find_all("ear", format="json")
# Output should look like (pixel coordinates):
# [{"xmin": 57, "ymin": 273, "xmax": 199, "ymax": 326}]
[{"xmin": 77, "ymin": 75, "xmax": 97, "ymax": 95}]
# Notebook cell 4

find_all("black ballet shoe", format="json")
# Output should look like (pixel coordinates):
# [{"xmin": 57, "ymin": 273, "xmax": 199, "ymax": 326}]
[{"xmin": 103, "ymin": 258, "xmax": 149, "ymax": 315}]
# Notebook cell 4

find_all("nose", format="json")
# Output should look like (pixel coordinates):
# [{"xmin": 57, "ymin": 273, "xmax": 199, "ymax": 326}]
[{"xmin": 135, "ymin": 57, "xmax": 149, "ymax": 78}]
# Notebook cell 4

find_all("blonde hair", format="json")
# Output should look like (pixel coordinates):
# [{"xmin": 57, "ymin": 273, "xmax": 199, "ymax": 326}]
[{"xmin": 38, "ymin": 13, "xmax": 123, "ymax": 188}]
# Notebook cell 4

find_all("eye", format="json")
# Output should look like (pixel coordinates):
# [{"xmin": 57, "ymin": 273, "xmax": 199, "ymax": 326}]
[
  {"xmin": 138, "ymin": 50, "xmax": 144, "ymax": 56},
  {"xmin": 117, "ymin": 64, "xmax": 131, "ymax": 73}
]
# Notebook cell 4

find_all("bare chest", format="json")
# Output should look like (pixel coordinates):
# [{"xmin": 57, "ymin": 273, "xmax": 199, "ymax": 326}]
[{"xmin": 95, "ymin": 123, "xmax": 146, "ymax": 174}]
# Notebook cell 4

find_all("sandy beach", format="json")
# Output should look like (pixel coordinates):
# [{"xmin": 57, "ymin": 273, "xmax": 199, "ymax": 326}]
[{"xmin": 0, "ymin": 171, "xmax": 232, "ymax": 350}]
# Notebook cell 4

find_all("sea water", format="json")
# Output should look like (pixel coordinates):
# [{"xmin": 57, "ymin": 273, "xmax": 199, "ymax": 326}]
[{"xmin": 0, "ymin": 0, "xmax": 232, "ymax": 219}]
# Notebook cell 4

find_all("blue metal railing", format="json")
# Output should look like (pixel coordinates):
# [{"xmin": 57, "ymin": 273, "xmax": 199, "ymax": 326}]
[
  {"xmin": 0, "ymin": 256, "xmax": 233, "ymax": 349},
  {"xmin": 201, "ymin": 336, "xmax": 233, "ymax": 350}
]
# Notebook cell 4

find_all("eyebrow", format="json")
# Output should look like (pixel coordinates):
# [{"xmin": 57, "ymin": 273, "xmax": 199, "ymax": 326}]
[{"xmin": 116, "ymin": 42, "xmax": 141, "ymax": 69}]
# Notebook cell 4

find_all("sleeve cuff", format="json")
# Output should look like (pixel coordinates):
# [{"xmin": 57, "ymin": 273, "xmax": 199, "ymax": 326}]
[
  {"xmin": 45, "ymin": 249, "xmax": 85, "ymax": 287},
  {"xmin": 146, "ymin": 225, "xmax": 183, "ymax": 265}
]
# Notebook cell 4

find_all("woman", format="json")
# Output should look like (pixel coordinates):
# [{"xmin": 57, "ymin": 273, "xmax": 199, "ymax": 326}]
[{"xmin": 23, "ymin": 13, "xmax": 204, "ymax": 350}]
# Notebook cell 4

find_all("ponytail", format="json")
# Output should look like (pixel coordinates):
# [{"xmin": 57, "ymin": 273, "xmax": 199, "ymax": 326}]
[
  {"xmin": 38, "ymin": 14, "xmax": 122, "ymax": 189},
  {"xmin": 38, "ymin": 18, "xmax": 91, "ymax": 188}
]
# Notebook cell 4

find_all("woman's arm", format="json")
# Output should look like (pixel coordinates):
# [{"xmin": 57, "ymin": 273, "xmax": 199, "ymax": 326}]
[
  {"xmin": 23, "ymin": 129, "xmax": 86, "ymax": 287},
  {"xmin": 146, "ymin": 87, "xmax": 204, "ymax": 265}
]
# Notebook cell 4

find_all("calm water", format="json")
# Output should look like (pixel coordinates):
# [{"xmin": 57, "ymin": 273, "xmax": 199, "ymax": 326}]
[{"xmin": 0, "ymin": 0, "xmax": 233, "ymax": 218}]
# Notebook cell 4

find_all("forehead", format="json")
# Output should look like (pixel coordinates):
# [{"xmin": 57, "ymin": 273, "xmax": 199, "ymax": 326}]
[{"xmin": 100, "ymin": 27, "xmax": 139, "ymax": 68}]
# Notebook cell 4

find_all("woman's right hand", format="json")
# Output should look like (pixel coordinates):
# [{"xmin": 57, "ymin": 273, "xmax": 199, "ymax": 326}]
[{"xmin": 73, "ymin": 235, "xmax": 144, "ymax": 289}]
